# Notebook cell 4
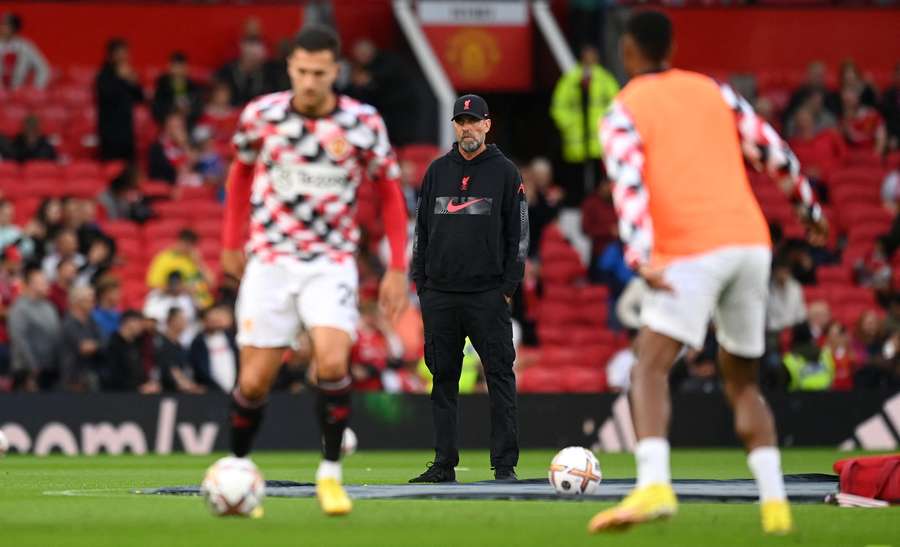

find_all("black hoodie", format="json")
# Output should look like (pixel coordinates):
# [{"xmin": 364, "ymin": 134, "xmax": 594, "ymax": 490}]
[{"xmin": 411, "ymin": 143, "xmax": 529, "ymax": 296}]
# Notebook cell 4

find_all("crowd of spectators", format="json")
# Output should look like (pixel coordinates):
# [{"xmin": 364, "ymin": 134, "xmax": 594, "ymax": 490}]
[{"xmin": 0, "ymin": 11, "xmax": 898, "ymax": 395}]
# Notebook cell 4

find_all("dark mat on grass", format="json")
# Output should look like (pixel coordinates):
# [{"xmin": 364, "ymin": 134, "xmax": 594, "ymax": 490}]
[{"xmin": 139, "ymin": 474, "xmax": 837, "ymax": 504}]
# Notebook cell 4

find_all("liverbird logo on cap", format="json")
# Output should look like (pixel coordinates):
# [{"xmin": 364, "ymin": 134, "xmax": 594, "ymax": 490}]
[{"xmin": 464, "ymin": 99, "xmax": 471, "ymax": 110}]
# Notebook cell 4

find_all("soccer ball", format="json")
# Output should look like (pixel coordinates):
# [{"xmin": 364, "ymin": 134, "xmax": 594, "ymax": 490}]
[
  {"xmin": 0, "ymin": 430, "xmax": 8, "ymax": 457},
  {"xmin": 200, "ymin": 457, "xmax": 265, "ymax": 517},
  {"xmin": 548, "ymin": 446, "xmax": 603, "ymax": 496},
  {"xmin": 342, "ymin": 427, "xmax": 357, "ymax": 456}
]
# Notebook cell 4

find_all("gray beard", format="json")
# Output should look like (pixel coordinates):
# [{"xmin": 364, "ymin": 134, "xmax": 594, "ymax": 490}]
[{"xmin": 460, "ymin": 138, "xmax": 481, "ymax": 153}]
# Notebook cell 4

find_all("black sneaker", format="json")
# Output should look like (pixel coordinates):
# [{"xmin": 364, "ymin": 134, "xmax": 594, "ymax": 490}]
[
  {"xmin": 409, "ymin": 462, "xmax": 456, "ymax": 483},
  {"xmin": 494, "ymin": 467, "xmax": 517, "ymax": 481}
]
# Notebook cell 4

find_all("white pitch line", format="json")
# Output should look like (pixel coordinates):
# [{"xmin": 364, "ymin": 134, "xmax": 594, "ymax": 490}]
[{"xmin": 42, "ymin": 488, "xmax": 141, "ymax": 498}]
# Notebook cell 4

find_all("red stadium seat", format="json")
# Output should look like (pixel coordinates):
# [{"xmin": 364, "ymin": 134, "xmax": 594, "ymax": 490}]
[
  {"xmin": 803, "ymin": 286, "xmax": 828, "ymax": 304},
  {"xmin": 103, "ymin": 220, "xmax": 141, "ymax": 240},
  {"xmin": 816, "ymin": 265, "xmax": 853, "ymax": 285},
  {"xmin": 143, "ymin": 220, "xmax": 188, "ymax": 240},
  {"xmin": 578, "ymin": 285, "xmax": 609, "ymax": 305},
  {"xmin": 0, "ymin": 162, "xmax": 19, "ymax": 179},
  {"xmin": 540, "ymin": 261, "xmax": 584, "ymax": 284},
  {"xmin": 13, "ymin": 197, "xmax": 41, "ymax": 225},
  {"xmin": 191, "ymin": 201, "xmax": 224, "ymax": 220},
  {"xmin": 140, "ymin": 180, "xmax": 173, "ymax": 199},
  {"xmin": 575, "ymin": 303, "xmax": 608, "ymax": 326},
  {"xmin": 192, "ymin": 220, "xmax": 223, "ymax": 241},
  {"xmin": 542, "ymin": 284, "xmax": 577, "ymax": 303},
  {"xmin": 570, "ymin": 327, "xmax": 616, "ymax": 347},
  {"xmin": 581, "ymin": 344, "xmax": 615, "ymax": 369},
  {"xmin": 536, "ymin": 325, "xmax": 568, "ymax": 345},
  {"xmin": 64, "ymin": 178, "xmax": 102, "ymax": 199},
  {"xmin": 178, "ymin": 185, "xmax": 217, "ymax": 201},
  {"xmin": 540, "ymin": 239, "xmax": 580, "ymax": 263},
  {"xmin": 20, "ymin": 177, "xmax": 66, "ymax": 198},
  {"xmin": 64, "ymin": 160, "xmax": 103, "ymax": 179},
  {"xmin": 64, "ymin": 65, "xmax": 95, "ymax": 85},
  {"xmin": 540, "ymin": 346, "xmax": 584, "ymax": 369},
  {"xmin": 54, "ymin": 84, "xmax": 93, "ymax": 109},
  {"xmin": 115, "ymin": 237, "xmax": 144, "ymax": 260},
  {"xmin": 153, "ymin": 199, "xmax": 201, "ymax": 219},
  {"xmin": 516, "ymin": 367, "xmax": 565, "ymax": 393},
  {"xmin": 538, "ymin": 301, "xmax": 580, "ymax": 326},
  {"xmin": 830, "ymin": 167, "xmax": 887, "ymax": 188},
  {"xmin": 23, "ymin": 161, "xmax": 62, "ymax": 180},
  {"xmin": 102, "ymin": 161, "xmax": 127, "ymax": 180},
  {"xmin": 560, "ymin": 367, "xmax": 607, "ymax": 393}
]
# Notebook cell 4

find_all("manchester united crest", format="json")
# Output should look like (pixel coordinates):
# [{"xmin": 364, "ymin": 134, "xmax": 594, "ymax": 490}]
[
  {"xmin": 445, "ymin": 29, "xmax": 501, "ymax": 83},
  {"xmin": 324, "ymin": 135, "xmax": 351, "ymax": 161}
]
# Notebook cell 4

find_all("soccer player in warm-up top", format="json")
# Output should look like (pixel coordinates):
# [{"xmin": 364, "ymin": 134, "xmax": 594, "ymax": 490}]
[
  {"xmin": 221, "ymin": 26, "xmax": 408, "ymax": 516},
  {"xmin": 589, "ymin": 12, "xmax": 826, "ymax": 534}
]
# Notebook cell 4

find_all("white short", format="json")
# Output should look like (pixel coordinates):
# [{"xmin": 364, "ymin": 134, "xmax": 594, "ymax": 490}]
[
  {"xmin": 640, "ymin": 245, "xmax": 771, "ymax": 358},
  {"xmin": 235, "ymin": 258, "xmax": 359, "ymax": 347}
]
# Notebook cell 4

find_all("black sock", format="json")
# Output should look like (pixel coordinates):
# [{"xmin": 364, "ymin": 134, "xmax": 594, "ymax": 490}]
[
  {"xmin": 316, "ymin": 376, "xmax": 352, "ymax": 462},
  {"xmin": 229, "ymin": 388, "xmax": 266, "ymax": 458}
]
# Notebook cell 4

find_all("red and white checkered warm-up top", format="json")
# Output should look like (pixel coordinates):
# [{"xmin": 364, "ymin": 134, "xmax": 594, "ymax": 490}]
[{"xmin": 233, "ymin": 91, "xmax": 400, "ymax": 265}]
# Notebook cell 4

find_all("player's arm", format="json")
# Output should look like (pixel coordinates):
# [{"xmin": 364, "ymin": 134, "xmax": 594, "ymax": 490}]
[
  {"xmin": 221, "ymin": 102, "xmax": 263, "ymax": 278},
  {"xmin": 366, "ymin": 113, "xmax": 409, "ymax": 321},
  {"xmin": 410, "ymin": 166, "xmax": 431, "ymax": 294},
  {"xmin": 719, "ymin": 83, "xmax": 824, "ymax": 229},
  {"xmin": 501, "ymin": 168, "xmax": 529, "ymax": 300},
  {"xmin": 599, "ymin": 101, "xmax": 659, "ymax": 278}
]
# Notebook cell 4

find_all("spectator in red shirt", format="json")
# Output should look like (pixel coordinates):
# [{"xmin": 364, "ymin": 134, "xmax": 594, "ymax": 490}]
[
  {"xmin": 841, "ymin": 84, "xmax": 887, "ymax": 156},
  {"xmin": 148, "ymin": 112, "xmax": 199, "ymax": 185},
  {"xmin": 350, "ymin": 299, "xmax": 404, "ymax": 392},
  {"xmin": 824, "ymin": 322, "xmax": 854, "ymax": 391},
  {"xmin": 195, "ymin": 81, "xmax": 238, "ymax": 156},
  {"xmin": 0, "ymin": 245, "xmax": 22, "ymax": 378},
  {"xmin": 788, "ymin": 106, "xmax": 846, "ymax": 184},
  {"xmin": 48, "ymin": 257, "xmax": 77, "ymax": 316}
]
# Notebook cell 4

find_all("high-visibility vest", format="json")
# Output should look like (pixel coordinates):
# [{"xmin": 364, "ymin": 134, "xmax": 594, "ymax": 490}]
[
  {"xmin": 550, "ymin": 64, "xmax": 619, "ymax": 163},
  {"xmin": 783, "ymin": 347, "xmax": 835, "ymax": 391}
]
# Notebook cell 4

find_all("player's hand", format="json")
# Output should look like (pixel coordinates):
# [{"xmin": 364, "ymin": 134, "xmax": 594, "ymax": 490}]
[
  {"xmin": 807, "ymin": 216, "xmax": 829, "ymax": 247},
  {"xmin": 379, "ymin": 269, "xmax": 409, "ymax": 323},
  {"xmin": 638, "ymin": 264, "xmax": 674, "ymax": 293},
  {"xmin": 221, "ymin": 249, "xmax": 246, "ymax": 279}
]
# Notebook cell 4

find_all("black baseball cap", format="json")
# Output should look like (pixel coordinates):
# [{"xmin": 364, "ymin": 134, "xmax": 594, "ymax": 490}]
[{"xmin": 452, "ymin": 94, "xmax": 489, "ymax": 121}]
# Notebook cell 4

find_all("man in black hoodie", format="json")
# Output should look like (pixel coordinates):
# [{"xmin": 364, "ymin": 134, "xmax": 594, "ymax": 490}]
[{"xmin": 409, "ymin": 95, "xmax": 529, "ymax": 483}]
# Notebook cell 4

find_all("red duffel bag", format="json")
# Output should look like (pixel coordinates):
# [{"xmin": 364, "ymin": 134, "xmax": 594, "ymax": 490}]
[{"xmin": 833, "ymin": 454, "xmax": 900, "ymax": 504}]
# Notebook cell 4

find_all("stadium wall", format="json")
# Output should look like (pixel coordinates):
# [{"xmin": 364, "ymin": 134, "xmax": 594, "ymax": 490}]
[
  {"xmin": 662, "ymin": 8, "xmax": 900, "ymax": 77},
  {"xmin": 1, "ymin": 392, "xmax": 897, "ymax": 455},
  {"xmin": 8, "ymin": 1, "xmax": 397, "ymax": 69}
]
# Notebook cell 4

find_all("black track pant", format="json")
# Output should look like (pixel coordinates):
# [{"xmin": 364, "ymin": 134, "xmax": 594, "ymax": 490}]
[{"xmin": 420, "ymin": 287, "xmax": 519, "ymax": 468}]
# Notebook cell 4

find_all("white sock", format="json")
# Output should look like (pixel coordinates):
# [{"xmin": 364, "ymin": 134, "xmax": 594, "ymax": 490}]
[
  {"xmin": 316, "ymin": 460, "xmax": 342, "ymax": 482},
  {"xmin": 635, "ymin": 437, "xmax": 671, "ymax": 488},
  {"xmin": 747, "ymin": 447, "xmax": 787, "ymax": 502}
]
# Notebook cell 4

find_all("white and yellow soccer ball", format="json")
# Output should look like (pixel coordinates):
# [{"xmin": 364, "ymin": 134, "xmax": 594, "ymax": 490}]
[
  {"xmin": 548, "ymin": 446, "xmax": 603, "ymax": 496},
  {"xmin": 200, "ymin": 456, "xmax": 265, "ymax": 517},
  {"xmin": 0, "ymin": 430, "xmax": 8, "ymax": 457}
]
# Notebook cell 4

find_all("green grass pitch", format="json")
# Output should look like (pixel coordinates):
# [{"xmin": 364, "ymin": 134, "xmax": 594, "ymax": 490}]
[{"xmin": 2, "ymin": 449, "xmax": 898, "ymax": 547}]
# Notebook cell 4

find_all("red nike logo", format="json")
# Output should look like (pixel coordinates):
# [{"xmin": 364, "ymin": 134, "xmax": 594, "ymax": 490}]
[{"xmin": 447, "ymin": 198, "xmax": 485, "ymax": 213}]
